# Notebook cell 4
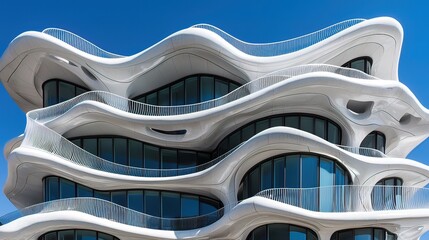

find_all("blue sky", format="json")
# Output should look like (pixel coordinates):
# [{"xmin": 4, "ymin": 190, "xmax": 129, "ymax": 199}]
[{"xmin": 1, "ymin": 0, "xmax": 429, "ymax": 237}]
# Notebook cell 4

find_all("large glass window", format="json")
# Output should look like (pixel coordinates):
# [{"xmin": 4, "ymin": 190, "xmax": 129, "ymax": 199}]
[
  {"xmin": 128, "ymin": 190, "xmax": 144, "ymax": 212},
  {"xmin": 43, "ymin": 176, "xmax": 223, "ymax": 227},
  {"xmin": 360, "ymin": 131, "xmax": 386, "ymax": 153},
  {"xmin": 38, "ymin": 230, "xmax": 119, "ymax": 240},
  {"xmin": 246, "ymin": 223, "xmax": 318, "ymax": 240},
  {"xmin": 43, "ymin": 79, "xmax": 89, "ymax": 107},
  {"xmin": 58, "ymin": 230, "xmax": 74, "ymax": 240},
  {"xmin": 111, "ymin": 191, "xmax": 127, "ymax": 207},
  {"xmin": 319, "ymin": 158, "xmax": 334, "ymax": 212},
  {"xmin": 171, "ymin": 81, "xmax": 185, "ymax": 106},
  {"xmin": 181, "ymin": 195, "xmax": 199, "ymax": 217},
  {"xmin": 331, "ymin": 228, "xmax": 397, "ymax": 240},
  {"xmin": 71, "ymin": 136, "xmax": 212, "ymax": 173},
  {"xmin": 129, "ymin": 140, "xmax": 143, "ymax": 168},
  {"xmin": 114, "ymin": 138, "xmax": 127, "ymax": 165},
  {"xmin": 215, "ymin": 113, "xmax": 342, "ymax": 157},
  {"xmin": 185, "ymin": 77, "xmax": 198, "ymax": 104},
  {"xmin": 133, "ymin": 74, "xmax": 241, "ymax": 105},
  {"xmin": 238, "ymin": 153, "xmax": 351, "ymax": 212},
  {"xmin": 341, "ymin": 57, "xmax": 373, "ymax": 74},
  {"xmin": 68, "ymin": 113, "xmax": 341, "ymax": 175},
  {"xmin": 371, "ymin": 177, "xmax": 403, "ymax": 210},
  {"xmin": 60, "ymin": 178, "xmax": 75, "ymax": 199},
  {"xmin": 76, "ymin": 230, "xmax": 96, "ymax": 240},
  {"xmin": 99, "ymin": 138, "xmax": 113, "ymax": 162}
]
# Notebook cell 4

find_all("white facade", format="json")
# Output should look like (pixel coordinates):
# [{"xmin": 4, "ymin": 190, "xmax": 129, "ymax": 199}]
[{"xmin": 1, "ymin": 17, "xmax": 429, "ymax": 240}]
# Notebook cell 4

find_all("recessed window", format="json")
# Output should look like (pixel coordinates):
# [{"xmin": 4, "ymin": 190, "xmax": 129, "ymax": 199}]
[
  {"xmin": 342, "ymin": 57, "xmax": 373, "ymax": 74},
  {"xmin": 42, "ymin": 79, "xmax": 89, "ymax": 107},
  {"xmin": 215, "ymin": 113, "xmax": 342, "ymax": 157},
  {"xmin": 246, "ymin": 223, "xmax": 318, "ymax": 240},
  {"xmin": 37, "ymin": 229, "xmax": 119, "ymax": 240},
  {"xmin": 331, "ymin": 228, "xmax": 397, "ymax": 240},
  {"xmin": 133, "ymin": 74, "xmax": 242, "ymax": 106},
  {"xmin": 238, "ymin": 153, "xmax": 351, "ymax": 212},
  {"xmin": 43, "ymin": 176, "xmax": 223, "ymax": 230},
  {"xmin": 67, "ymin": 114, "xmax": 341, "ymax": 175},
  {"xmin": 372, "ymin": 177, "xmax": 403, "ymax": 210},
  {"xmin": 360, "ymin": 131, "xmax": 386, "ymax": 153}
]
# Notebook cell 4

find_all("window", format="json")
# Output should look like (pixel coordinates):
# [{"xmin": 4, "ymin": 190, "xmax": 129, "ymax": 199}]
[
  {"xmin": 77, "ymin": 184, "xmax": 93, "ymax": 197},
  {"xmin": 238, "ymin": 153, "xmax": 351, "ymax": 212},
  {"xmin": 216, "ymin": 113, "xmax": 342, "ymax": 156},
  {"xmin": 171, "ymin": 81, "xmax": 184, "ymax": 105},
  {"xmin": 129, "ymin": 140, "xmax": 143, "ymax": 168},
  {"xmin": 45, "ymin": 175, "xmax": 224, "ymax": 225},
  {"xmin": 331, "ymin": 228, "xmax": 397, "ymax": 240},
  {"xmin": 38, "ymin": 230, "xmax": 119, "ymax": 240},
  {"xmin": 59, "ymin": 178, "xmax": 75, "ymax": 199},
  {"xmin": 200, "ymin": 76, "xmax": 214, "ymax": 101},
  {"xmin": 181, "ymin": 195, "xmax": 199, "ymax": 217},
  {"xmin": 161, "ymin": 149, "xmax": 177, "ymax": 169},
  {"xmin": 42, "ymin": 79, "xmax": 89, "ymax": 107},
  {"xmin": 342, "ymin": 57, "xmax": 373, "ymax": 74},
  {"xmin": 246, "ymin": 224, "xmax": 318, "ymax": 240},
  {"xmin": 132, "ymin": 74, "xmax": 241, "ymax": 105},
  {"xmin": 360, "ymin": 131, "xmax": 386, "ymax": 153},
  {"xmin": 76, "ymin": 230, "xmax": 96, "ymax": 240},
  {"xmin": 185, "ymin": 77, "xmax": 198, "ymax": 104},
  {"xmin": 214, "ymin": 78, "xmax": 228, "ymax": 98},
  {"xmin": 70, "ymin": 136, "xmax": 213, "ymax": 174},
  {"xmin": 111, "ymin": 191, "xmax": 127, "ymax": 207},
  {"xmin": 273, "ymin": 157, "xmax": 285, "ymax": 188},
  {"xmin": 58, "ymin": 230, "xmax": 75, "ymax": 240},
  {"xmin": 319, "ymin": 158, "xmax": 334, "ymax": 212},
  {"xmin": 58, "ymin": 81, "xmax": 75, "ymax": 103},
  {"xmin": 45, "ymin": 176, "xmax": 59, "ymax": 201},
  {"xmin": 371, "ymin": 177, "xmax": 403, "ymax": 210},
  {"xmin": 68, "ymin": 114, "xmax": 341, "ymax": 174},
  {"xmin": 114, "ymin": 138, "xmax": 127, "ymax": 165},
  {"xmin": 99, "ymin": 138, "xmax": 113, "ymax": 162},
  {"xmin": 128, "ymin": 190, "xmax": 144, "ymax": 212},
  {"xmin": 144, "ymin": 145, "xmax": 160, "ymax": 169},
  {"xmin": 161, "ymin": 192, "xmax": 180, "ymax": 218}
]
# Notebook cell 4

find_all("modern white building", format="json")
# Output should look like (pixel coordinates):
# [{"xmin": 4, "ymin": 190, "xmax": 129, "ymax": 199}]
[{"xmin": 1, "ymin": 17, "xmax": 429, "ymax": 240}]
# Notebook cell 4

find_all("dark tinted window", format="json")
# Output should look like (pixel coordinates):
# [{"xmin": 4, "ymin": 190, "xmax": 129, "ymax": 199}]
[
  {"xmin": 133, "ymin": 74, "xmax": 241, "ymax": 105},
  {"xmin": 361, "ymin": 131, "xmax": 386, "ymax": 153},
  {"xmin": 342, "ymin": 57, "xmax": 372, "ymax": 74},
  {"xmin": 38, "ymin": 230, "xmax": 118, "ymax": 240},
  {"xmin": 246, "ymin": 224, "xmax": 318, "ymax": 240},
  {"xmin": 43, "ymin": 80, "xmax": 88, "ymax": 107},
  {"xmin": 238, "ymin": 153, "xmax": 351, "ymax": 212},
  {"xmin": 331, "ymin": 228, "xmax": 397, "ymax": 240}
]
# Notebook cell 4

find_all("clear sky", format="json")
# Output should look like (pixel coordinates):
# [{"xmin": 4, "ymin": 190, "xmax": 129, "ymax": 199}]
[{"xmin": 1, "ymin": 0, "xmax": 429, "ymax": 238}]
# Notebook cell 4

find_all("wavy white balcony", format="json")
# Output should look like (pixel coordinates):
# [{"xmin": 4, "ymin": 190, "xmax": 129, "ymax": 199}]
[
  {"xmin": 1, "ymin": 186, "xmax": 428, "ymax": 231},
  {"xmin": 43, "ymin": 19, "xmax": 365, "ymax": 58},
  {"xmin": 14, "ymin": 65, "xmax": 384, "ymax": 179}
]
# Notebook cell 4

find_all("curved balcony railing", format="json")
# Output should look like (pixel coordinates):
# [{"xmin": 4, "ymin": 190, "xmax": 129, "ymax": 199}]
[
  {"xmin": 256, "ymin": 185, "xmax": 429, "ymax": 212},
  {"xmin": 0, "ymin": 198, "xmax": 224, "ymax": 230},
  {"xmin": 192, "ymin": 19, "xmax": 365, "ymax": 56},
  {"xmin": 42, "ymin": 20, "xmax": 364, "ymax": 59},
  {"xmin": 1, "ymin": 186, "xmax": 427, "ymax": 229},
  {"xmin": 42, "ymin": 28, "xmax": 124, "ymax": 58},
  {"xmin": 336, "ymin": 145, "xmax": 386, "ymax": 158},
  {"xmin": 30, "ymin": 64, "xmax": 376, "ymax": 123},
  {"xmin": 21, "ymin": 64, "xmax": 378, "ymax": 177},
  {"xmin": 24, "ymin": 119, "xmax": 245, "ymax": 177}
]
